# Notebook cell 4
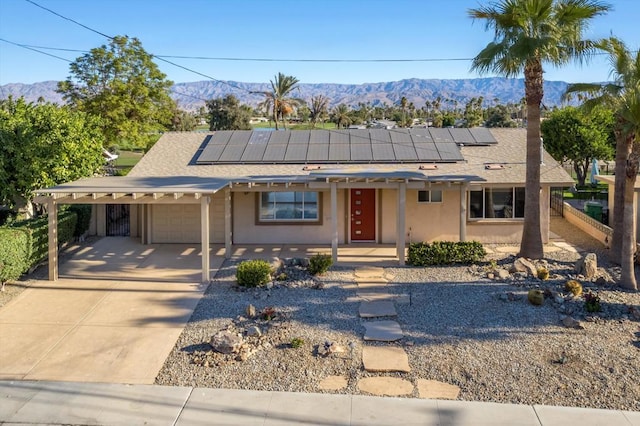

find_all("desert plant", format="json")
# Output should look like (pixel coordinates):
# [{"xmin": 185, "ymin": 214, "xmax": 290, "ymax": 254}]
[
  {"xmin": 564, "ymin": 280, "xmax": 583, "ymax": 297},
  {"xmin": 276, "ymin": 272, "xmax": 288, "ymax": 281},
  {"xmin": 261, "ymin": 306, "xmax": 277, "ymax": 321},
  {"xmin": 236, "ymin": 259, "xmax": 272, "ymax": 287},
  {"xmin": 527, "ymin": 289, "xmax": 544, "ymax": 306},
  {"xmin": 290, "ymin": 337, "xmax": 304, "ymax": 349},
  {"xmin": 308, "ymin": 253, "xmax": 332, "ymax": 275},
  {"xmin": 537, "ymin": 267, "xmax": 549, "ymax": 280},
  {"xmin": 408, "ymin": 241, "xmax": 486, "ymax": 266},
  {"xmin": 583, "ymin": 291, "xmax": 602, "ymax": 313}
]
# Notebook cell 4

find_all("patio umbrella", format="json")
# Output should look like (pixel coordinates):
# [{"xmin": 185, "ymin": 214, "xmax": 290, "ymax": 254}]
[{"xmin": 590, "ymin": 158, "xmax": 600, "ymax": 185}]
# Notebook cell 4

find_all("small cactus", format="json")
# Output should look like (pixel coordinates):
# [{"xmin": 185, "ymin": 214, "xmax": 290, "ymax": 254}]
[
  {"xmin": 564, "ymin": 280, "xmax": 583, "ymax": 297},
  {"xmin": 537, "ymin": 267, "xmax": 549, "ymax": 280},
  {"xmin": 528, "ymin": 289, "xmax": 545, "ymax": 306}
]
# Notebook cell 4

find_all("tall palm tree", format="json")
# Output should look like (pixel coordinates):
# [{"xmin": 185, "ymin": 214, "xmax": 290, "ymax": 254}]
[
  {"xmin": 469, "ymin": 0, "xmax": 610, "ymax": 259},
  {"xmin": 332, "ymin": 104, "xmax": 352, "ymax": 129},
  {"xmin": 309, "ymin": 95, "xmax": 329, "ymax": 129},
  {"xmin": 261, "ymin": 73, "xmax": 302, "ymax": 130},
  {"xmin": 565, "ymin": 37, "xmax": 640, "ymax": 290}
]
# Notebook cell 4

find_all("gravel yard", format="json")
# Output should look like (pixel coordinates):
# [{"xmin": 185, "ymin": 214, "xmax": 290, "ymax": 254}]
[{"xmin": 156, "ymin": 218, "xmax": 640, "ymax": 411}]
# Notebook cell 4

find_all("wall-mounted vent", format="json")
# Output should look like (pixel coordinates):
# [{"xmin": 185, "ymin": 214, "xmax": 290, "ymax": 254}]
[{"xmin": 485, "ymin": 163, "xmax": 506, "ymax": 170}]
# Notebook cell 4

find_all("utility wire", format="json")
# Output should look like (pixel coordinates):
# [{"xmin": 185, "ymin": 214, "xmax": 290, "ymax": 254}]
[{"xmin": 22, "ymin": 0, "xmax": 263, "ymax": 96}]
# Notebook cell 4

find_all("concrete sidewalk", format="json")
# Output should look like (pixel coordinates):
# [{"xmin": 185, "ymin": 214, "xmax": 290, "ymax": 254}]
[{"xmin": 0, "ymin": 381, "xmax": 637, "ymax": 426}]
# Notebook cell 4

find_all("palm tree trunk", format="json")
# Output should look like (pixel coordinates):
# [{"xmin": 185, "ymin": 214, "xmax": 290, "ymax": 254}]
[
  {"xmin": 610, "ymin": 127, "xmax": 629, "ymax": 262},
  {"xmin": 620, "ymin": 140, "xmax": 639, "ymax": 290},
  {"xmin": 273, "ymin": 100, "xmax": 279, "ymax": 131},
  {"xmin": 519, "ymin": 60, "xmax": 544, "ymax": 259}
]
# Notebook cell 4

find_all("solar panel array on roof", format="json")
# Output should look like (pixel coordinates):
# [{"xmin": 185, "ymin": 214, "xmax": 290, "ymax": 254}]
[{"xmin": 194, "ymin": 128, "xmax": 498, "ymax": 164}]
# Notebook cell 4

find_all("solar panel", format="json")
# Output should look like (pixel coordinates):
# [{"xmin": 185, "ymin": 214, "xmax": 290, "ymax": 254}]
[
  {"xmin": 350, "ymin": 129, "xmax": 370, "ymax": 144},
  {"xmin": 228, "ymin": 131, "xmax": 252, "ymax": 145},
  {"xmin": 209, "ymin": 131, "xmax": 232, "ymax": 145},
  {"xmin": 219, "ymin": 144, "xmax": 246, "ymax": 162},
  {"xmin": 428, "ymin": 128, "xmax": 455, "ymax": 143},
  {"xmin": 268, "ymin": 131, "xmax": 290, "ymax": 144},
  {"xmin": 449, "ymin": 128, "xmax": 475, "ymax": 144},
  {"xmin": 197, "ymin": 136, "xmax": 223, "ymax": 163},
  {"xmin": 285, "ymin": 143, "xmax": 308, "ymax": 161},
  {"xmin": 372, "ymin": 144, "xmax": 395, "ymax": 161},
  {"xmin": 307, "ymin": 144, "xmax": 329, "ymax": 162},
  {"xmin": 241, "ymin": 143, "xmax": 268, "ymax": 161},
  {"xmin": 469, "ymin": 127, "xmax": 497, "ymax": 144},
  {"xmin": 389, "ymin": 129, "xmax": 412, "ymax": 144},
  {"xmin": 351, "ymin": 144, "xmax": 373, "ymax": 161},
  {"xmin": 310, "ymin": 130, "xmax": 330, "ymax": 144},
  {"xmin": 414, "ymin": 142, "xmax": 441, "ymax": 161},
  {"xmin": 263, "ymin": 144, "xmax": 287, "ymax": 162},
  {"xmin": 330, "ymin": 131, "xmax": 350, "ymax": 144},
  {"xmin": 248, "ymin": 131, "xmax": 270, "ymax": 145},
  {"xmin": 435, "ymin": 142, "xmax": 464, "ymax": 161},
  {"xmin": 289, "ymin": 130, "xmax": 310, "ymax": 144},
  {"xmin": 369, "ymin": 129, "xmax": 392, "ymax": 143},
  {"xmin": 393, "ymin": 144, "xmax": 418, "ymax": 161},
  {"xmin": 329, "ymin": 144, "xmax": 351, "ymax": 161},
  {"xmin": 409, "ymin": 129, "xmax": 434, "ymax": 143}
]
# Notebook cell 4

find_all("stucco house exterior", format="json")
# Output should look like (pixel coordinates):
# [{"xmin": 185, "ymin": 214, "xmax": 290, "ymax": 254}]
[{"xmin": 37, "ymin": 127, "xmax": 573, "ymax": 282}]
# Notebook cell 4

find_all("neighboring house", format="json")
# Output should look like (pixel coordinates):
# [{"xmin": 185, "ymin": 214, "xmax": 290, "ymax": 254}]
[
  {"xmin": 37, "ymin": 128, "xmax": 573, "ymax": 281},
  {"xmin": 596, "ymin": 175, "xmax": 639, "ymax": 241}
]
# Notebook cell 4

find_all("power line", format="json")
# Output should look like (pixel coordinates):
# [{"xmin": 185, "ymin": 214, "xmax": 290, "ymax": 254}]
[
  {"xmin": 22, "ymin": 0, "xmax": 262, "ymax": 97},
  {"xmin": 0, "ymin": 38, "xmax": 72, "ymax": 63}
]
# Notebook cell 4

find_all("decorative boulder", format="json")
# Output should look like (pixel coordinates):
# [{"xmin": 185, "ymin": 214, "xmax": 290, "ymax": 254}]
[
  {"xmin": 210, "ymin": 331, "xmax": 244, "ymax": 354},
  {"xmin": 511, "ymin": 257, "xmax": 537, "ymax": 276},
  {"xmin": 575, "ymin": 253, "xmax": 597, "ymax": 279}
]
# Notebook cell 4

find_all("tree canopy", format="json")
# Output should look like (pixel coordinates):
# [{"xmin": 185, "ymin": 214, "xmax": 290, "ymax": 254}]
[
  {"xmin": 0, "ymin": 97, "xmax": 104, "ymax": 218},
  {"xmin": 57, "ymin": 35, "xmax": 175, "ymax": 149},
  {"xmin": 260, "ymin": 73, "xmax": 302, "ymax": 130},
  {"xmin": 207, "ymin": 94, "xmax": 252, "ymax": 130},
  {"xmin": 541, "ymin": 106, "xmax": 614, "ymax": 186}
]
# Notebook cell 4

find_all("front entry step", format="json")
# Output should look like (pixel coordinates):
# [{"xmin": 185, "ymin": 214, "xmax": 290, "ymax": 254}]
[{"xmin": 362, "ymin": 346, "xmax": 410, "ymax": 372}]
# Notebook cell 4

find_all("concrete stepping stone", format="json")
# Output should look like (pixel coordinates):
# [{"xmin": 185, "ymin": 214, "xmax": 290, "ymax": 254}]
[
  {"xmin": 362, "ymin": 346, "xmax": 410, "ymax": 372},
  {"xmin": 354, "ymin": 276, "xmax": 388, "ymax": 284},
  {"xmin": 359, "ymin": 301, "xmax": 397, "ymax": 318},
  {"xmin": 357, "ymin": 377, "xmax": 413, "ymax": 396},
  {"xmin": 363, "ymin": 320, "xmax": 403, "ymax": 341},
  {"xmin": 318, "ymin": 375, "xmax": 348, "ymax": 391},
  {"xmin": 417, "ymin": 379, "xmax": 460, "ymax": 400},
  {"xmin": 356, "ymin": 281, "xmax": 388, "ymax": 290},
  {"xmin": 354, "ymin": 267, "xmax": 385, "ymax": 278},
  {"xmin": 356, "ymin": 291, "xmax": 396, "ymax": 301}
]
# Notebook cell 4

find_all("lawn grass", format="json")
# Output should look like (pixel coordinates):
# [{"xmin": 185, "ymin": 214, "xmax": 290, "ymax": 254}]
[{"xmin": 115, "ymin": 150, "xmax": 144, "ymax": 168}]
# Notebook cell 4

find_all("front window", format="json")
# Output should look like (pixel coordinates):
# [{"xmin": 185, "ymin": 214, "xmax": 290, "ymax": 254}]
[
  {"xmin": 417, "ymin": 190, "xmax": 443, "ymax": 203},
  {"xmin": 469, "ymin": 187, "xmax": 525, "ymax": 219},
  {"xmin": 259, "ymin": 191, "xmax": 319, "ymax": 221}
]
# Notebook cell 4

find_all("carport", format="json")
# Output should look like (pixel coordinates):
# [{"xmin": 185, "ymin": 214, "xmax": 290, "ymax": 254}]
[{"xmin": 36, "ymin": 176, "xmax": 232, "ymax": 282}]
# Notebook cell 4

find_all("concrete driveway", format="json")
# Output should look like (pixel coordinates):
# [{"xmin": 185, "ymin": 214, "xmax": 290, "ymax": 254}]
[{"xmin": 0, "ymin": 238, "xmax": 224, "ymax": 384}]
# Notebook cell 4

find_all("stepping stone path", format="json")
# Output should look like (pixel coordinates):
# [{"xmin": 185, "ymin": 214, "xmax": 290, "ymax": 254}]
[{"xmin": 352, "ymin": 266, "xmax": 460, "ymax": 399}]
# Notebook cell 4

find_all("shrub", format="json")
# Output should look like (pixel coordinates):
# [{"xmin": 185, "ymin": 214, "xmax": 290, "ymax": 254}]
[
  {"xmin": 564, "ymin": 280, "xmax": 583, "ymax": 296},
  {"xmin": 308, "ymin": 253, "xmax": 333, "ymax": 275},
  {"xmin": 537, "ymin": 267, "xmax": 549, "ymax": 280},
  {"xmin": 11, "ymin": 210, "xmax": 77, "ymax": 268},
  {"xmin": 583, "ymin": 291, "xmax": 602, "ymax": 313},
  {"xmin": 0, "ymin": 229, "xmax": 29, "ymax": 289},
  {"xmin": 236, "ymin": 259, "xmax": 272, "ymax": 287},
  {"xmin": 408, "ymin": 241, "xmax": 486, "ymax": 266},
  {"xmin": 528, "ymin": 289, "xmax": 544, "ymax": 306},
  {"xmin": 290, "ymin": 337, "xmax": 304, "ymax": 349}
]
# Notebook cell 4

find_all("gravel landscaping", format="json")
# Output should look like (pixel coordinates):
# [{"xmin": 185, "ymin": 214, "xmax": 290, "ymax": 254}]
[{"xmin": 156, "ymin": 218, "xmax": 640, "ymax": 411}]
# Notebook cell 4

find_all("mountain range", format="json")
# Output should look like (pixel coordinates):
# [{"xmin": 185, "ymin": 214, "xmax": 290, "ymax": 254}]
[{"xmin": 0, "ymin": 77, "xmax": 573, "ymax": 111}]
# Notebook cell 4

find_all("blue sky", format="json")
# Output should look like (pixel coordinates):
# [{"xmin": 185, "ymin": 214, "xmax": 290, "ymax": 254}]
[{"xmin": 0, "ymin": 0, "xmax": 637, "ymax": 85}]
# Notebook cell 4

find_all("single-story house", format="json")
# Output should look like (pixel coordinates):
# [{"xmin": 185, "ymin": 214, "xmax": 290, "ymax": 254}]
[
  {"xmin": 36, "ymin": 127, "xmax": 573, "ymax": 282},
  {"xmin": 596, "ymin": 174, "xmax": 639, "ymax": 240}
]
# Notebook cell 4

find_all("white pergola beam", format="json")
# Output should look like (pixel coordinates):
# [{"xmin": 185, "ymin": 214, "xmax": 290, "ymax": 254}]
[
  {"xmin": 330, "ymin": 182, "xmax": 338, "ymax": 263},
  {"xmin": 201, "ymin": 196, "xmax": 211, "ymax": 282},
  {"xmin": 460, "ymin": 183, "xmax": 468, "ymax": 242},
  {"xmin": 47, "ymin": 198, "xmax": 58, "ymax": 281},
  {"xmin": 224, "ymin": 187, "xmax": 232, "ymax": 258},
  {"xmin": 397, "ymin": 182, "xmax": 406, "ymax": 266}
]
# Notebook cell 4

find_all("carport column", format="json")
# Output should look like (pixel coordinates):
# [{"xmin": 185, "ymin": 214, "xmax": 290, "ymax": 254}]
[
  {"xmin": 330, "ymin": 182, "xmax": 338, "ymax": 263},
  {"xmin": 224, "ymin": 187, "xmax": 232, "ymax": 258},
  {"xmin": 201, "ymin": 195, "xmax": 211, "ymax": 282},
  {"xmin": 47, "ymin": 197, "xmax": 58, "ymax": 281},
  {"xmin": 396, "ymin": 182, "xmax": 406, "ymax": 266},
  {"xmin": 460, "ymin": 182, "xmax": 468, "ymax": 242}
]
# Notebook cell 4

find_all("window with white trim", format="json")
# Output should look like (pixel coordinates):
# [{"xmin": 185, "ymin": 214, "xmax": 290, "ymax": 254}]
[
  {"xmin": 417, "ymin": 190, "xmax": 443, "ymax": 203},
  {"xmin": 469, "ymin": 187, "xmax": 525, "ymax": 219},
  {"xmin": 259, "ymin": 191, "xmax": 319, "ymax": 221}
]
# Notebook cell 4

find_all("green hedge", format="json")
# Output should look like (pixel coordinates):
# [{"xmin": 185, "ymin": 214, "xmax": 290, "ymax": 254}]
[
  {"xmin": 0, "ymin": 229, "xmax": 29, "ymax": 284},
  {"xmin": 9, "ymin": 210, "xmax": 77, "ymax": 268},
  {"xmin": 67, "ymin": 205, "xmax": 92, "ymax": 237},
  {"xmin": 236, "ymin": 259, "xmax": 273, "ymax": 287},
  {"xmin": 408, "ymin": 241, "xmax": 486, "ymax": 266}
]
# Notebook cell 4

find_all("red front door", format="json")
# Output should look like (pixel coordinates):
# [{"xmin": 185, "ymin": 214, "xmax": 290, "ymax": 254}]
[{"xmin": 350, "ymin": 189, "xmax": 375, "ymax": 241}]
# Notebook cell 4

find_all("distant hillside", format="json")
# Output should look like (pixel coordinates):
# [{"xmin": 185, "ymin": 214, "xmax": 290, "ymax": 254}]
[{"xmin": 0, "ymin": 77, "xmax": 572, "ymax": 111}]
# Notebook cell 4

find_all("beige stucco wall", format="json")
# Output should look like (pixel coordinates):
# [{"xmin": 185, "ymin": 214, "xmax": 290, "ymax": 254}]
[{"xmin": 231, "ymin": 189, "xmax": 347, "ymax": 244}]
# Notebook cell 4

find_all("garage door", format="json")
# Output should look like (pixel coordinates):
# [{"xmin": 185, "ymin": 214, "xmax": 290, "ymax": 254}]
[{"xmin": 152, "ymin": 204, "xmax": 200, "ymax": 243}]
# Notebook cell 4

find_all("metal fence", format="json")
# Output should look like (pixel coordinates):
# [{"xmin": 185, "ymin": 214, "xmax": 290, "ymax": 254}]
[{"xmin": 550, "ymin": 187, "xmax": 565, "ymax": 217}]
